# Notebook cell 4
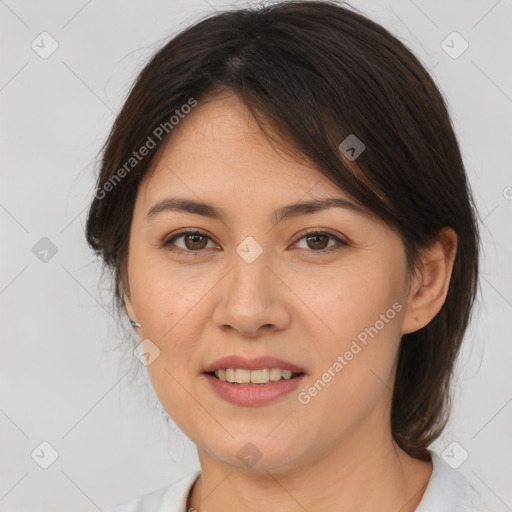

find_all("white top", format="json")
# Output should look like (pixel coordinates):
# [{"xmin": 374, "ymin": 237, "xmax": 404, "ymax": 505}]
[{"xmin": 106, "ymin": 451, "xmax": 505, "ymax": 512}]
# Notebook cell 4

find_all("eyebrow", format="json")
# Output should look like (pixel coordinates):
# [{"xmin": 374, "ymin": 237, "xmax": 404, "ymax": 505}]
[{"xmin": 145, "ymin": 197, "xmax": 368, "ymax": 224}]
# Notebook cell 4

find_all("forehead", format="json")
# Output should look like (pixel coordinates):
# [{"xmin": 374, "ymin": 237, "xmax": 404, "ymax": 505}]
[{"xmin": 139, "ymin": 92, "xmax": 356, "ymax": 207}]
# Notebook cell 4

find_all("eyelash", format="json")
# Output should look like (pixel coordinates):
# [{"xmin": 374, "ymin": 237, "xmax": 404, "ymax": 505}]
[{"xmin": 161, "ymin": 229, "xmax": 348, "ymax": 258}]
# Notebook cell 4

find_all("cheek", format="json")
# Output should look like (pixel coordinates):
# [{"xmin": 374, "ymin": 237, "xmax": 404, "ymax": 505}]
[
  {"xmin": 296, "ymin": 319, "xmax": 401, "ymax": 444},
  {"xmin": 129, "ymin": 247, "xmax": 212, "ymax": 333},
  {"xmin": 127, "ymin": 253, "xmax": 217, "ymax": 392},
  {"xmin": 292, "ymin": 261, "xmax": 404, "ymax": 414},
  {"xmin": 130, "ymin": 263, "xmax": 214, "ymax": 438},
  {"xmin": 290, "ymin": 256, "xmax": 404, "ymax": 348}
]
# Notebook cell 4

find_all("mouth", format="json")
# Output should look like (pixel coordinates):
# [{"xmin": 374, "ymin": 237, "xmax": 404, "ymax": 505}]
[
  {"xmin": 205, "ymin": 368, "xmax": 305, "ymax": 385},
  {"xmin": 202, "ymin": 355, "xmax": 307, "ymax": 405}
]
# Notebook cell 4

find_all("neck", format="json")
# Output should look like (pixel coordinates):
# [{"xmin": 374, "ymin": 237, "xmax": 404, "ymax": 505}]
[{"xmin": 187, "ymin": 422, "xmax": 432, "ymax": 512}]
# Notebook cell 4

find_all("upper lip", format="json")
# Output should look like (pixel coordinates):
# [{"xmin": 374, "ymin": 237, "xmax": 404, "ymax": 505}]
[{"xmin": 203, "ymin": 355, "xmax": 306, "ymax": 374}]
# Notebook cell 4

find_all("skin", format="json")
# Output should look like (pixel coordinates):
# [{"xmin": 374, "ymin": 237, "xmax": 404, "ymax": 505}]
[{"xmin": 123, "ymin": 90, "xmax": 457, "ymax": 512}]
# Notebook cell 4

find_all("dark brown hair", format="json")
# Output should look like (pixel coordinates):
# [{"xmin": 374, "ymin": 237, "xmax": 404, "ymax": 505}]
[{"xmin": 86, "ymin": 0, "xmax": 480, "ymax": 460}]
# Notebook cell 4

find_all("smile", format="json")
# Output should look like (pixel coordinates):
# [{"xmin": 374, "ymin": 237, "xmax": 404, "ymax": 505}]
[
  {"xmin": 211, "ymin": 368, "xmax": 302, "ymax": 384},
  {"xmin": 203, "ymin": 370, "xmax": 306, "ymax": 405}
]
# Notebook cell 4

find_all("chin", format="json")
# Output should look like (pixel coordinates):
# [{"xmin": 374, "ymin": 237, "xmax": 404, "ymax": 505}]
[{"xmin": 201, "ymin": 433, "xmax": 306, "ymax": 474}]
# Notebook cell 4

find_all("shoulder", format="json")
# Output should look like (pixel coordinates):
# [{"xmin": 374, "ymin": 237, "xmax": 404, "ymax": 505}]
[
  {"xmin": 415, "ymin": 450, "xmax": 507, "ymax": 512},
  {"xmin": 105, "ymin": 470, "xmax": 200, "ymax": 512}
]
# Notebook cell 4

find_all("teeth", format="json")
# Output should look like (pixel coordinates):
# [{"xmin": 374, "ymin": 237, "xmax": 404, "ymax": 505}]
[
  {"xmin": 250, "ymin": 369, "xmax": 269, "ymax": 383},
  {"xmin": 214, "ymin": 368, "xmax": 296, "ymax": 384},
  {"xmin": 269, "ymin": 368, "xmax": 282, "ymax": 381},
  {"xmin": 235, "ymin": 368, "xmax": 251, "ymax": 384}
]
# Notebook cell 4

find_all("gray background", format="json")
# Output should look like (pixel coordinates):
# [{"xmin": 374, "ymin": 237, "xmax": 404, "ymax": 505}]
[{"xmin": 1, "ymin": 0, "xmax": 511, "ymax": 510}]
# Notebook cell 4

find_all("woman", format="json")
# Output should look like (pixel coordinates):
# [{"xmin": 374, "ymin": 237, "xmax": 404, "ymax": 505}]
[{"xmin": 86, "ymin": 1, "xmax": 497, "ymax": 510}]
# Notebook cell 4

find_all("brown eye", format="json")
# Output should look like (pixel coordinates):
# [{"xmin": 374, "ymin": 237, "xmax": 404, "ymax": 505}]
[
  {"xmin": 182, "ymin": 233, "xmax": 208, "ymax": 250},
  {"xmin": 305, "ymin": 234, "xmax": 330, "ymax": 250},
  {"xmin": 294, "ymin": 231, "xmax": 347, "ymax": 254},
  {"xmin": 162, "ymin": 230, "xmax": 216, "ymax": 256}
]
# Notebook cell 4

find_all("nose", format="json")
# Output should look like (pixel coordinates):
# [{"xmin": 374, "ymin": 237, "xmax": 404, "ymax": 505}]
[{"xmin": 212, "ymin": 249, "xmax": 291, "ymax": 338}]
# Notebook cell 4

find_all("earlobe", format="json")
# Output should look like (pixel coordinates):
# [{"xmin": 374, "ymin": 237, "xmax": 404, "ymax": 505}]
[{"xmin": 401, "ymin": 227, "xmax": 458, "ymax": 335}]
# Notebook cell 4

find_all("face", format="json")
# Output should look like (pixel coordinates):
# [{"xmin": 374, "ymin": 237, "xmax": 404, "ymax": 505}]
[{"xmin": 124, "ymin": 91, "xmax": 418, "ymax": 473}]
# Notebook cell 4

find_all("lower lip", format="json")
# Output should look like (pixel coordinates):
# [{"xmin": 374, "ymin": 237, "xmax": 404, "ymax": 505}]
[{"xmin": 203, "ymin": 373, "xmax": 306, "ymax": 406}]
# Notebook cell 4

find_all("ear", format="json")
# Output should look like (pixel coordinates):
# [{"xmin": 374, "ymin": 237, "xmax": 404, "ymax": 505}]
[{"xmin": 401, "ymin": 227, "xmax": 458, "ymax": 335}]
